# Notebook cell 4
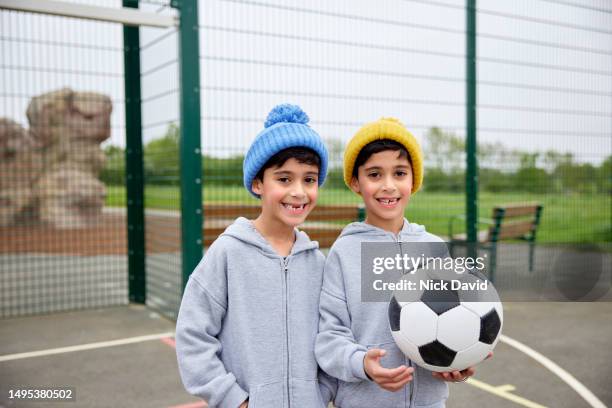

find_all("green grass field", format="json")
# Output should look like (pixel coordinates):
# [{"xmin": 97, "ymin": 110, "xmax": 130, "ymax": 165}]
[{"xmin": 105, "ymin": 185, "xmax": 611, "ymax": 244}]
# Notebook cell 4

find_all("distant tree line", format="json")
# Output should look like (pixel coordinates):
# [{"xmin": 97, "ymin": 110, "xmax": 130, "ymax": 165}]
[{"xmin": 101, "ymin": 124, "xmax": 611, "ymax": 194}]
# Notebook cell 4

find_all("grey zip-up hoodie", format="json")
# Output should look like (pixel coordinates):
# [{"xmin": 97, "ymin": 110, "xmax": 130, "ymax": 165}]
[
  {"xmin": 315, "ymin": 220, "xmax": 449, "ymax": 408},
  {"xmin": 176, "ymin": 217, "xmax": 336, "ymax": 408}
]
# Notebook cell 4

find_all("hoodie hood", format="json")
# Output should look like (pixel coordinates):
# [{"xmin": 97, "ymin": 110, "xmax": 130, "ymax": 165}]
[
  {"xmin": 221, "ymin": 217, "xmax": 319, "ymax": 257},
  {"xmin": 338, "ymin": 218, "xmax": 427, "ymax": 240}
]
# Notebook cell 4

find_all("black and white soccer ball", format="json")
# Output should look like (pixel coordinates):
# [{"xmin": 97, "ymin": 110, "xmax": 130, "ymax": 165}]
[{"xmin": 388, "ymin": 271, "xmax": 503, "ymax": 372}]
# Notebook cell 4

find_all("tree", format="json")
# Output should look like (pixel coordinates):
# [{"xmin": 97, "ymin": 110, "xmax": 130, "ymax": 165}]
[
  {"xmin": 513, "ymin": 153, "xmax": 551, "ymax": 193},
  {"xmin": 100, "ymin": 145, "xmax": 125, "ymax": 185},
  {"xmin": 424, "ymin": 127, "xmax": 464, "ymax": 172},
  {"xmin": 203, "ymin": 155, "xmax": 243, "ymax": 186},
  {"xmin": 144, "ymin": 123, "xmax": 180, "ymax": 184},
  {"xmin": 324, "ymin": 137, "xmax": 344, "ymax": 169},
  {"xmin": 598, "ymin": 155, "xmax": 612, "ymax": 194}
]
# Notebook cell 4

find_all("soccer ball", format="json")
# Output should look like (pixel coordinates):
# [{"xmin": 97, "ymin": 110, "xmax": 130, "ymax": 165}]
[{"xmin": 388, "ymin": 270, "xmax": 503, "ymax": 372}]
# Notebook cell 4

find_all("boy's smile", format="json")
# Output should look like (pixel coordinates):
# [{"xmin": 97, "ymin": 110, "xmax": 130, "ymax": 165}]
[
  {"xmin": 281, "ymin": 201, "xmax": 308, "ymax": 214},
  {"xmin": 376, "ymin": 197, "xmax": 400, "ymax": 208},
  {"xmin": 350, "ymin": 149, "xmax": 413, "ymax": 233}
]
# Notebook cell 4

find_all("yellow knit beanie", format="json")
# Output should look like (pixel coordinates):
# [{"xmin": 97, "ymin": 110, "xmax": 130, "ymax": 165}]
[{"xmin": 343, "ymin": 117, "xmax": 423, "ymax": 193}]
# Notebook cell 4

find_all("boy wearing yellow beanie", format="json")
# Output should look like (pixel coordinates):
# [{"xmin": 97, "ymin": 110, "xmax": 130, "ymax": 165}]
[{"xmin": 315, "ymin": 118, "xmax": 480, "ymax": 407}]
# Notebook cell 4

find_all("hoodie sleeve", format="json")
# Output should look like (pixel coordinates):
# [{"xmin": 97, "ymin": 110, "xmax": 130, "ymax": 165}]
[
  {"xmin": 315, "ymin": 248, "xmax": 369, "ymax": 383},
  {"xmin": 318, "ymin": 369, "xmax": 337, "ymax": 404},
  {"xmin": 175, "ymin": 243, "xmax": 249, "ymax": 408}
]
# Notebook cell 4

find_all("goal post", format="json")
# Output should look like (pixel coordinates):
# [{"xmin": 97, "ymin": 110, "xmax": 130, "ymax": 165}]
[{"xmin": 0, "ymin": 0, "xmax": 177, "ymax": 27}]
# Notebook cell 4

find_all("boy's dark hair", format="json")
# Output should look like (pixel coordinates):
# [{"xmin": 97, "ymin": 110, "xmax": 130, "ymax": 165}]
[
  {"xmin": 255, "ymin": 146, "xmax": 321, "ymax": 182},
  {"xmin": 352, "ymin": 139, "xmax": 411, "ymax": 178}
]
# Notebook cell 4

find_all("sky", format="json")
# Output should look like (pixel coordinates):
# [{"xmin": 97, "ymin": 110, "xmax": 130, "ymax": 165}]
[{"xmin": 1, "ymin": 0, "xmax": 611, "ymax": 167}]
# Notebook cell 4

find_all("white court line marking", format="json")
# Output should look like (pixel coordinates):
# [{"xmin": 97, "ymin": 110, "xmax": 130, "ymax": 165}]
[
  {"xmin": 466, "ymin": 378, "xmax": 547, "ymax": 408},
  {"xmin": 0, "ymin": 332, "xmax": 175, "ymax": 362},
  {"xmin": 1, "ymin": 332, "xmax": 605, "ymax": 408},
  {"xmin": 500, "ymin": 334, "xmax": 607, "ymax": 408}
]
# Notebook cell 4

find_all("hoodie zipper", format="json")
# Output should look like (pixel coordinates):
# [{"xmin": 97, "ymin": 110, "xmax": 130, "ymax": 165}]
[
  {"xmin": 282, "ymin": 256, "xmax": 291, "ymax": 408},
  {"xmin": 393, "ymin": 233, "xmax": 413, "ymax": 407}
]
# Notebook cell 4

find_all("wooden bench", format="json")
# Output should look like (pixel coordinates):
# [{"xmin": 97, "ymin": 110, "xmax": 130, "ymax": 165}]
[
  {"xmin": 203, "ymin": 203, "xmax": 365, "ymax": 248},
  {"xmin": 448, "ymin": 203, "xmax": 543, "ymax": 282}
]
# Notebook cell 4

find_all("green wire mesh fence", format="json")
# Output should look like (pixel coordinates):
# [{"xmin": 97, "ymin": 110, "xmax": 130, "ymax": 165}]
[
  {"xmin": 139, "ymin": 1, "xmax": 183, "ymax": 319},
  {"xmin": 1, "ymin": 0, "xmax": 610, "ymax": 318},
  {"xmin": 1, "ymin": 3, "xmax": 129, "ymax": 317}
]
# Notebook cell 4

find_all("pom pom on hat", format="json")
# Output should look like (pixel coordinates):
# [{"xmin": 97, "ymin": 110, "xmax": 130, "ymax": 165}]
[
  {"xmin": 243, "ymin": 104, "xmax": 329, "ymax": 198},
  {"xmin": 264, "ymin": 104, "xmax": 309, "ymax": 128}
]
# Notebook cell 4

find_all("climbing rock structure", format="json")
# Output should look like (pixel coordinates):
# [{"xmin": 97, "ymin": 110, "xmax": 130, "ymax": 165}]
[{"xmin": 0, "ymin": 88, "xmax": 112, "ymax": 228}]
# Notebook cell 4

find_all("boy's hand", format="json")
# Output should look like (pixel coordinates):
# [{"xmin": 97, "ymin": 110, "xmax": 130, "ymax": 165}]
[
  {"xmin": 363, "ymin": 349, "xmax": 414, "ymax": 392},
  {"xmin": 239, "ymin": 399, "xmax": 248, "ymax": 408},
  {"xmin": 432, "ymin": 351, "xmax": 493, "ymax": 382},
  {"xmin": 431, "ymin": 367, "xmax": 475, "ymax": 382}
]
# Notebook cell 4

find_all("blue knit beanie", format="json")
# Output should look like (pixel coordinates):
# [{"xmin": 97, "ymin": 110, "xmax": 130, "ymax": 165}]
[{"xmin": 243, "ymin": 104, "xmax": 329, "ymax": 198}]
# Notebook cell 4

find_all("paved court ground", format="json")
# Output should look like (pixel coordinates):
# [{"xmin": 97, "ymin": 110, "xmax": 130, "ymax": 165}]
[{"xmin": 1, "ymin": 301, "xmax": 611, "ymax": 408}]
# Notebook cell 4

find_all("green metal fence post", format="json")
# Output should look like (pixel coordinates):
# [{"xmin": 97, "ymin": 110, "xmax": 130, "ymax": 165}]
[
  {"xmin": 466, "ymin": 0, "xmax": 478, "ymax": 260},
  {"xmin": 123, "ymin": 0, "xmax": 146, "ymax": 303},
  {"xmin": 358, "ymin": 204, "xmax": 366, "ymax": 222},
  {"xmin": 176, "ymin": 0, "xmax": 203, "ymax": 293}
]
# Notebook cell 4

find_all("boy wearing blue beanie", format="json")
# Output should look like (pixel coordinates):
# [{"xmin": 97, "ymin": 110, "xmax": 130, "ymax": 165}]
[{"xmin": 176, "ymin": 104, "xmax": 335, "ymax": 408}]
